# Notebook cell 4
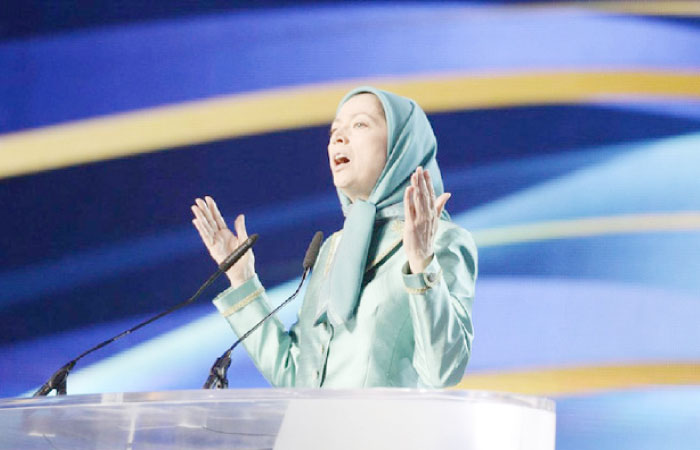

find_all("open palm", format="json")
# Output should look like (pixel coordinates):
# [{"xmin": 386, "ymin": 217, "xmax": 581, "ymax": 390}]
[{"xmin": 191, "ymin": 196, "xmax": 255, "ymax": 288}]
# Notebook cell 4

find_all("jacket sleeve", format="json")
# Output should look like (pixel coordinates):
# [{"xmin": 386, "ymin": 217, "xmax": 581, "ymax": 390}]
[
  {"xmin": 401, "ymin": 225, "xmax": 477, "ymax": 388},
  {"xmin": 211, "ymin": 275, "xmax": 301, "ymax": 387}
]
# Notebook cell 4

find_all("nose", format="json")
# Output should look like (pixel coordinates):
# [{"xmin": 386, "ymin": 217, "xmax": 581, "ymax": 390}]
[{"xmin": 332, "ymin": 127, "xmax": 348, "ymax": 145}]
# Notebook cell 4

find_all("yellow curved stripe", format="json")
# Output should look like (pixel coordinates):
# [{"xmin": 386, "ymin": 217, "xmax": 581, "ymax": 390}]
[
  {"xmin": 473, "ymin": 212, "xmax": 700, "ymax": 247},
  {"xmin": 452, "ymin": 362, "xmax": 700, "ymax": 396},
  {"xmin": 530, "ymin": 1, "xmax": 700, "ymax": 17},
  {"xmin": 1, "ymin": 71, "xmax": 699, "ymax": 180}
]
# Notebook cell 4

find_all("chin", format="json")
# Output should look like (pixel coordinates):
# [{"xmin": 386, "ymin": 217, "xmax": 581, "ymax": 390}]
[
  {"xmin": 332, "ymin": 176, "xmax": 350, "ymax": 191},
  {"xmin": 335, "ymin": 186, "xmax": 357, "ymax": 202},
  {"xmin": 332, "ymin": 180, "xmax": 368, "ymax": 202}
]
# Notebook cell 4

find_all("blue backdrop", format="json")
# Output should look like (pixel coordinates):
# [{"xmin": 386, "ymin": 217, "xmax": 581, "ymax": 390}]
[{"xmin": 1, "ymin": 2, "xmax": 699, "ymax": 449}]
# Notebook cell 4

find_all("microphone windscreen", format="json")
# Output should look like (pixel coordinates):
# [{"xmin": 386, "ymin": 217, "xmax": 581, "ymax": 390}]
[
  {"xmin": 303, "ymin": 231, "xmax": 324, "ymax": 270},
  {"xmin": 219, "ymin": 234, "xmax": 258, "ymax": 272}
]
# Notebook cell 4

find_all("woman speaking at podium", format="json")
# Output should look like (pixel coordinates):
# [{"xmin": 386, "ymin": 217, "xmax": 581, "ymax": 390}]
[{"xmin": 191, "ymin": 87, "xmax": 477, "ymax": 388}]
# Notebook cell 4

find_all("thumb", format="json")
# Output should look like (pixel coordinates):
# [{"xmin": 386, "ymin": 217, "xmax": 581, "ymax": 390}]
[
  {"xmin": 234, "ymin": 214, "xmax": 249, "ymax": 240},
  {"xmin": 435, "ymin": 193, "xmax": 451, "ymax": 217}
]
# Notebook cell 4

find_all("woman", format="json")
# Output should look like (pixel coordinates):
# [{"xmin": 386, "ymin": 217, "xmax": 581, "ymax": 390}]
[{"xmin": 191, "ymin": 86, "xmax": 477, "ymax": 388}]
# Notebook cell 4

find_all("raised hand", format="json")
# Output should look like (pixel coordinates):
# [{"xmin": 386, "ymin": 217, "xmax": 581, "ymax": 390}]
[
  {"xmin": 191, "ymin": 196, "xmax": 255, "ymax": 288},
  {"xmin": 403, "ymin": 167, "xmax": 451, "ymax": 274}
]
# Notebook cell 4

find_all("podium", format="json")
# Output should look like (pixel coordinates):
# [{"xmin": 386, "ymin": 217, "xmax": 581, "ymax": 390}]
[{"xmin": 0, "ymin": 389, "xmax": 555, "ymax": 449}]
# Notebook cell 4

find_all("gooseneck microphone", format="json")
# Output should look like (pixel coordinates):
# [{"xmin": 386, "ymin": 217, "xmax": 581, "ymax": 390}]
[
  {"xmin": 203, "ymin": 231, "xmax": 323, "ymax": 389},
  {"xmin": 34, "ymin": 234, "xmax": 259, "ymax": 397}
]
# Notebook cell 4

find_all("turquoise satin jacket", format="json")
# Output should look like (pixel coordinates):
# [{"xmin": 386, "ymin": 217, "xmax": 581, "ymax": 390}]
[{"xmin": 212, "ymin": 219, "xmax": 477, "ymax": 388}]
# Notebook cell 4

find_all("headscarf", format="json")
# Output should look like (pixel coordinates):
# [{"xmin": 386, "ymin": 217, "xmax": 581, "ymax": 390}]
[{"xmin": 321, "ymin": 86, "xmax": 447, "ymax": 326}]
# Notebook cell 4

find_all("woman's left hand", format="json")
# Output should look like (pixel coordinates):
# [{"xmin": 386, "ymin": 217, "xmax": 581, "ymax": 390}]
[{"xmin": 403, "ymin": 167, "xmax": 451, "ymax": 274}]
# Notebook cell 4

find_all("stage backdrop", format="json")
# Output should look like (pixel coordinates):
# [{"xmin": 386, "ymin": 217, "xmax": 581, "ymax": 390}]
[{"xmin": 1, "ymin": 2, "xmax": 699, "ymax": 449}]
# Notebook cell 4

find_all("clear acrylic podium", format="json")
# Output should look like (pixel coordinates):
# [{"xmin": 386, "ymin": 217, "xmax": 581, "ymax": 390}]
[{"xmin": 0, "ymin": 389, "xmax": 555, "ymax": 449}]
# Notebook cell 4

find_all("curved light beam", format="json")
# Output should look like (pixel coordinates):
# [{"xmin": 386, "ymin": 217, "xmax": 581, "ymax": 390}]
[
  {"xmin": 1, "ymin": 71, "xmax": 699, "ymax": 179},
  {"xmin": 453, "ymin": 362, "xmax": 700, "ymax": 396}
]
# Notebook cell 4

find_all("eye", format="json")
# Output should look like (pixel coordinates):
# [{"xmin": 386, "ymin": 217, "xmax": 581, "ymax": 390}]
[
  {"xmin": 329, "ymin": 128, "xmax": 336, "ymax": 136},
  {"xmin": 353, "ymin": 122, "xmax": 368, "ymax": 129}
]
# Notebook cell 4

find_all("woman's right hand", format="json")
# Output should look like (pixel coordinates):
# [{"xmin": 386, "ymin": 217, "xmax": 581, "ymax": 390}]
[{"xmin": 191, "ymin": 196, "xmax": 255, "ymax": 289}]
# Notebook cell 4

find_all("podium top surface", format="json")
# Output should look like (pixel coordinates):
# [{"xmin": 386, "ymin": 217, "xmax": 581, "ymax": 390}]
[
  {"xmin": 1, "ymin": 389, "xmax": 556, "ymax": 450},
  {"xmin": 0, "ymin": 387, "xmax": 555, "ymax": 412}
]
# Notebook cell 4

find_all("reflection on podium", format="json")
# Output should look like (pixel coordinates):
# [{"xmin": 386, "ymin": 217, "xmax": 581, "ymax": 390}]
[{"xmin": 0, "ymin": 389, "xmax": 555, "ymax": 449}]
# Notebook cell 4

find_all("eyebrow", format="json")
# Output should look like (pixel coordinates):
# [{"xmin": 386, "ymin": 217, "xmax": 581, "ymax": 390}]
[{"xmin": 330, "ymin": 111, "xmax": 380, "ymax": 127}]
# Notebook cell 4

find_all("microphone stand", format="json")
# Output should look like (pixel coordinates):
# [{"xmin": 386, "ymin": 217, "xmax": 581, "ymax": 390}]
[
  {"xmin": 203, "ymin": 269, "xmax": 309, "ymax": 389},
  {"xmin": 34, "ymin": 234, "xmax": 258, "ymax": 397},
  {"xmin": 203, "ymin": 231, "xmax": 323, "ymax": 389}
]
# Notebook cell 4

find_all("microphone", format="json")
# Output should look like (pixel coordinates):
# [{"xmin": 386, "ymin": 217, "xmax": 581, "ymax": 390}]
[
  {"xmin": 219, "ymin": 234, "xmax": 259, "ymax": 273},
  {"xmin": 33, "ymin": 234, "xmax": 259, "ymax": 397},
  {"xmin": 203, "ymin": 231, "xmax": 323, "ymax": 389},
  {"xmin": 303, "ymin": 231, "xmax": 324, "ymax": 270}
]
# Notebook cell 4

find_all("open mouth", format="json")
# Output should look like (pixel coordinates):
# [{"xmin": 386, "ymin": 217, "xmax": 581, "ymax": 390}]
[{"xmin": 333, "ymin": 153, "xmax": 350, "ymax": 168}]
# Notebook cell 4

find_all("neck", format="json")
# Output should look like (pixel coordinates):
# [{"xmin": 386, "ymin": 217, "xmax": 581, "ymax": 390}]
[{"xmin": 343, "ymin": 190, "xmax": 369, "ymax": 204}]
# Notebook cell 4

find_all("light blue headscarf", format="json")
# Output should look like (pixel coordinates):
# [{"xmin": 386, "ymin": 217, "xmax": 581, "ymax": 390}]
[
  {"xmin": 323, "ymin": 86, "xmax": 447, "ymax": 326},
  {"xmin": 324, "ymin": 86, "xmax": 449, "ymax": 325}
]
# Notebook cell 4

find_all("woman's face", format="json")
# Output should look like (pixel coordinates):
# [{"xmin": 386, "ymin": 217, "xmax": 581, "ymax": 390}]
[{"xmin": 328, "ymin": 93, "xmax": 388, "ymax": 203}]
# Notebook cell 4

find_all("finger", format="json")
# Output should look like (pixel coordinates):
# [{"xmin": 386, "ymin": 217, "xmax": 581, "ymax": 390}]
[
  {"xmin": 192, "ymin": 218, "xmax": 213, "ymax": 246},
  {"xmin": 413, "ymin": 181, "xmax": 425, "ymax": 222},
  {"xmin": 410, "ymin": 172, "xmax": 420, "ymax": 219},
  {"xmin": 414, "ymin": 169, "xmax": 431, "ymax": 220},
  {"xmin": 196, "ymin": 197, "xmax": 218, "ymax": 230},
  {"xmin": 424, "ymin": 169, "xmax": 436, "ymax": 212},
  {"xmin": 435, "ymin": 193, "xmax": 451, "ymax": 218},
  {"xmin": 192, "ymin": 205, "xmax": 215, "ymax": 236},
  {"xmin": 404, "ymin": 185, "xmax": 416, "ymax": 224},
  {"xmin": 234, "ymin": 214, "xmax": 249, "ymax": 240},
  {"xmin": 206, "ymin": 196, "xmax": 228, "ymax": 230},
  {"xmin": 193, "ymin": 198, "xmax": 212, "ymax": 227},
  {"xmin": 193, "ymin": 218, "xmax": 212, "ymax": 246},
  {"xmin": 418, "ymin": 169, "xmax": 433, "ymax": 214}
]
